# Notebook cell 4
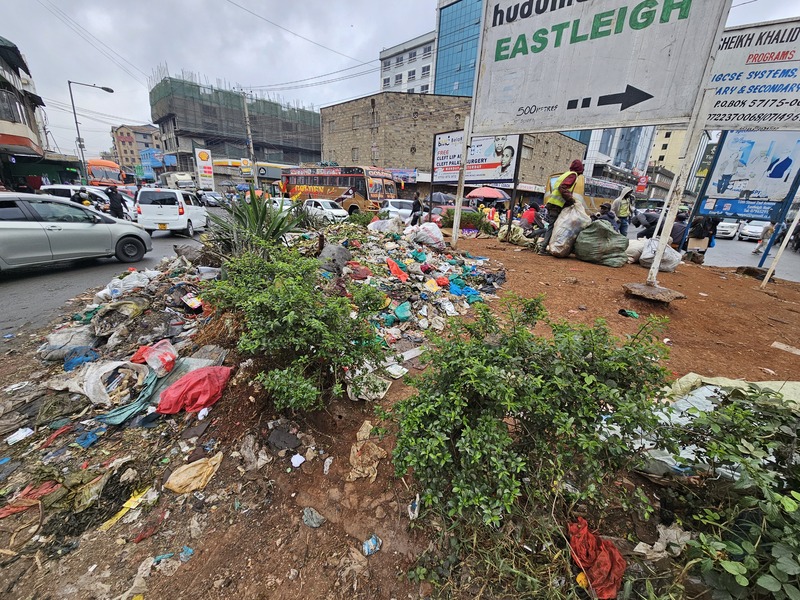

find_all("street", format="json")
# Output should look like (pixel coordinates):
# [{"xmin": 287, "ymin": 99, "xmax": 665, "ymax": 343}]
[
  {"xmin": 0, "ymin": 230, "xmax": 202, "ymax": 335},
  {"xmin": 703, "ymin": 236, "xmax": 800, "ymax": 282}
]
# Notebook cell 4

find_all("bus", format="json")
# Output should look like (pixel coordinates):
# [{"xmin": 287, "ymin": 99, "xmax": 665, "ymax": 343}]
[
  {"xmin": 281, "ymin": 166, "xmax": 399, "ymax": 214},
  {"xmin": 86, "ymin": 159, "xmax": 125, "ymax": 187}
]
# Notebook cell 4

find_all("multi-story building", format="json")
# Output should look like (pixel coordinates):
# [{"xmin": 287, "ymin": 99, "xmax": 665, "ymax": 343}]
[
  {"xmin": 321, "ymin": 91, "xmax": 585, "ymax": 197},
  {"xmin": 564, "ymin": 127, "xmax": 657, "ymax": 186},
  {"xmin": 380, "ymin": 32, "xmax": 436, "ymax": 95},
  {"xmin": 149, "ymin": 74, "xmax": 321, "ymax": 172},
  {"xmin": 650, "ymin": 129, "xmax": 686, "ymax": 176},
  {"xmin": 0, "ymin": 36, "xmax": 80, "ymax": 187},
  {"xmin": 434, "ymin": 0, "xmax": 482, "ymax": 96},
  {"xmin": 111, "ymin": 124, "xmax": 162, "ymax": 169}
]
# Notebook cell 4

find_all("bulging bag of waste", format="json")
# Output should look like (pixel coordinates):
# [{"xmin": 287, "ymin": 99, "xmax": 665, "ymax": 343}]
[
  {"xmin": 574, "ymin": 221, "xmax": 629, "ymax": 268},
  {"xmin": 626, "ymin": 239, "xmax": 647, "ymax": 264},
  {"xmin": 367, "ymin": 217, "xmax": 406, "ymax": 234},
  {"xmin": 639, "ymin": 238, "xmax": 682, "ymax": 272},
  {"xmin": 548, "ymin": 203, "xmax": 592, "ymax": 258},
  {"xmin": 498, "ymin": 224, "xmax": 535, "ymax": 247},
  {"xmin": 39, "ymin": 325, "xmax": 97, "ymax": 362},
  {"xmin": 412, "ymin": 222, "xmax": 445, "ymax": 250}
]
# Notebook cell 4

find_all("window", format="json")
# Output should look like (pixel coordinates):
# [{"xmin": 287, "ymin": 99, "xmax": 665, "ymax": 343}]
[
  {"xmin": 661, "ymin": 143, "xmax": 668, "ymax": 150},
  {"xmin": 421, "ymin": 65, "xmax": 430, "ymax": 78},
  {"xmin": 453, "ymin": 81, "xmax": 459, "ymax": 91},
  {"xmin": 138, "ymin": 191, "xmax": 178, "ymax": 206},
  {"xmin": 182, "ymin": 192, "xmax": 196, "ymax": 205},
  {"xmin": 395, "ymin": 74, "xmax": 402, "ymax": 85},
  {"xmin": 31, "ymin": 201, "xmax": 94, "ymax": 223},
  {"xmin": 382, "ymin": 77, "xmax": 390, "ymax": 89},
  {"xmin": 420, "ymin": 84, "xmax": 429, "ymax": 94},
  {"xmin": 155, "ymin": 144, "xmax": 161, "ymax": 149},
  {"xmin": 408, "ymin": 88, "xmax": 415, "ymax": 94},
  {"xmin": 351, "ymin": 147, "xmax": 359, "ymax": 162},
  {"xmin": 408, "ymin": 69, "xmax": 416, "ymax": 81},
  {"xmin": 328, "ymin": 119, "xmax": 335, "ymax": 133},
  {"xmin": 0, "ymin": 200, "xmax": 26, "ymax": 221},
  {"xmin": 423, "ymin": 44, "xmax": 432, "ymax": 58},
  {"xmin": 522, "ymin": 146, "xmax": 533, "ymax": 160},
  {"xmin": 395, "ymin": 55, "xmax": 403, "ymax": 66},
  {"xmin": 352, "ymin": 115, "xmax": 359, "ymax": 129},
  {"xmin": 665, "ymin": 131, "xmax": 672, "ymax": 138},
  {"xmin": 658, "ymin": 155, "xmax": 666, "ymax": 162},
  {"xmin": 382, "ymin": 60, "xmax": 390, "ymax": 71},
  {"xmin": 408, "ymin": 50, "xmax": 417, "ymax": 63}
]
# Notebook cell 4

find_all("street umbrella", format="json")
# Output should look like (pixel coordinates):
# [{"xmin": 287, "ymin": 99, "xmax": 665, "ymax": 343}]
[
  {"xmin": 466, "ymin": 186, "xmax": 511, "ymax": 200},
  {"xmin": 425, "ymin": 192, "xmax": 456, "ymax": 205}
]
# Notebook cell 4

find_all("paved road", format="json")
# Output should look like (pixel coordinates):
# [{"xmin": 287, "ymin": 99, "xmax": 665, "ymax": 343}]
[{"xmin": 0, "ymin": 230, "xmax": 203, "ymax": 335}]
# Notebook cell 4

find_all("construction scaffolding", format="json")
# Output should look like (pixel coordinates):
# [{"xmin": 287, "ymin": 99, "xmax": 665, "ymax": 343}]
[{"xmin": 149, "ymin": 72, "xmax": 321, "ymax": 165}]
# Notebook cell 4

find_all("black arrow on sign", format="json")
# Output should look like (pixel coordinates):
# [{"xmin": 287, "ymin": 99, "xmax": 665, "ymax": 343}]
[{"xmin": 597, "ymin": 85, "xmax": 653, "ymax": 111}]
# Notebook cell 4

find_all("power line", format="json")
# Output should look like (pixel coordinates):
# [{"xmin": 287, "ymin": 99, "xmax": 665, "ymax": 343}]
[{"xmin": 224, "ymin": 0, "xmax": 375, "ymax": 65}]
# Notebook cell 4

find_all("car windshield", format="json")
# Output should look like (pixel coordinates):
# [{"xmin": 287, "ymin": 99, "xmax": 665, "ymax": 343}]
[{"xmin": 319, "ymin": 201, "xmax": 339, "ymax": 210}]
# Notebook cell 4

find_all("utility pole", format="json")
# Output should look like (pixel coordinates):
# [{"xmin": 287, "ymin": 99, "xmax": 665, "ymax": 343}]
[{"xmin": 241, "ymin": 91, "xmax": 256, "ymax": 166}]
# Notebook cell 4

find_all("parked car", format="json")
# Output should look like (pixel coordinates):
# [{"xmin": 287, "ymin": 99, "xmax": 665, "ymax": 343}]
[
  {"xmin": 381, "ymin": 199, "xmax": 414, "ymax": 221},
  {"xmin": 738, "ymin": 221, "xmax": 766, "ymax": 241},
  {"xmin": 715, "ymin": 218, "xmax": 740, "ymax": 239},
  {"xmin": 302, "ymin": 199, "xmax": 348, "ymax": 223},
  {"xmin": 199, "ymin": 191, "xmax": 225, "ymax": 207},
  {"xmin": 40, "ymin": 184, "xmax": 135, "ymax": 220},
  {"xmin": 135, "ymin": 188, "xmax": 208, "ymax": 236},
  {"xmin": 0, "ymin": 192, "xmax": 152, "ymax": 271}
]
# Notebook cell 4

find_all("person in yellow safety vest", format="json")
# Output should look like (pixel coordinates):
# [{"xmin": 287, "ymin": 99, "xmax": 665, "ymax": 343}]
[{"xmin": 539, "ymin": 159, "xmax": 584, "ymax": 255}]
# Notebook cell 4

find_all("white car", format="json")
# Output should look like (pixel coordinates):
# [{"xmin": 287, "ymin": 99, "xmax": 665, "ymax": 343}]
[
  {"xmin": 135, "ymin": 188, "xmax": 208, "ymax": 236},
  {"xmin": 738, "ymin": 221, "xmax": 766, "ymax": 242},
  {"xmin": 381, "ymin": 199, "xmax": 414, "ymax": 221},
  {"xmin": 715, "ymin": 218, "xmax": 740, "ymax": 239},
  {"xmin": 302, "ymin": 199, "xmax": 348, "ymax": 223},
  {"xmin": 40, "ymin": 184, "xmax": 135, "ymax": 221}
]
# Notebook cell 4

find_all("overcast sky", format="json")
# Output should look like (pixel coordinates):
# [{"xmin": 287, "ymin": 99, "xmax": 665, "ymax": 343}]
[{"xmin": 2, "ymin": 0, "xmax": 797, "ymax": 157}]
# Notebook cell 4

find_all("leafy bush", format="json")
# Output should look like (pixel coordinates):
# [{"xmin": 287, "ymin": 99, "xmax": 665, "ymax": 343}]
[
  {"xmin": 205, "ymin": 186, "xmax": 300, "ymax": 257},
  {"xmin": 203, "ymin": 250, "xmax": 386, "ymax": 411},
  {"xmin": 348, "ymin": 211, "xmax": 375, "ymax": 227},
  {"xmin": 391, "ymin": 296, "xmax": 670, "ymax": 525},
  {"xmin": 656, "ymin": 386, "xmax": 800, "ymax": 599},
  {"xmin": 440, "ymin": 208, "xmax": 493, "ymax": 234}
]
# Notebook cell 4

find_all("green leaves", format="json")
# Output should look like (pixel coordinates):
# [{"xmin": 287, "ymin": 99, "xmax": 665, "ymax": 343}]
[{"xmin": 757, "ymin": 574, "xmax": 782, "ymax": 592}]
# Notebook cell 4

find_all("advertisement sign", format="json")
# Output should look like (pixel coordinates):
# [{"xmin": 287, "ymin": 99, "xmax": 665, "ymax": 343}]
[
  {"xmin": 194, "ymin": 148, "xmax": 214, "ymax": 191},
  {"xmin": 695, "ymin": 143, "xmax": 718, "ymax": 178},
  {"xmin": 635, "ymin": 176, "xmax": 649, "ymax": 194},
  {"xmin": 433, "ymin": 131, "xmax": 521, "ymax": 188},
  {"xmin": 240, "ymin": 158, "xmax": 252, "ymax": 177},
  {"xmin": 706, "ymin": 130, "xmax": 800, "ymax": 202},
  {"xmin": 472, "ymin": 0, "xmax": 730, "ymax": 136},
  {"xmin": 389, "ymin": 169, "xmax": 418, "ymax": 184},
  {"xmin": 706, "ymin": 18, "xmax": 800, "ymax": 130},
  {"xmin": 698, "ymin": 197, "xmax": 784, "ymax": 221}
]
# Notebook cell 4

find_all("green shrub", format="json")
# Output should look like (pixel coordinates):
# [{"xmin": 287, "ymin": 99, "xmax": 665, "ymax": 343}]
[
  {"xmin": 348, "ymin": 211, "xmax": 375, "ymax": 227},
  {"xmin": 391, "ymin": 296, "xmax": 670, "ymax": 525},
  {"xmin": 203, "ymin": 250, "xmax": 386, "ymax": 411},
  {"xmin": 440, "ymin": 208, "xmax": 494, "ymax": 234}
]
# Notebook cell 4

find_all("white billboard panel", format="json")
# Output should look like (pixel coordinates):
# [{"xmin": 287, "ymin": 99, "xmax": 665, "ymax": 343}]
[
  {"xmin": 472, "ymin": 0, "xmax": 731, "ymax": 136},
  {"xmin": 195, "ymin": 148, "xmax": 214, "ymax": 191},
  {"xmin": 433, "ymin": 132, "xmax": 521, "ymax": 188},
  {"xmin": 706, "ymin": 18, "xmax": 800, "ymax": 130}
]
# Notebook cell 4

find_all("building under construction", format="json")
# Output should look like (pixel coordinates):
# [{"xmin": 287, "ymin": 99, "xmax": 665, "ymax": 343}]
[{"xmin": 149, "ymin": 73, "xmax": 321, "ymax": 171}]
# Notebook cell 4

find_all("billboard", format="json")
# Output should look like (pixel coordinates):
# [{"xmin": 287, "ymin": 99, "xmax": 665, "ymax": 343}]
[
  {"xmin": 433, "ymin": 132, "xmax": 521, "ymax": 188},
  {"xmin": 706, "ymin": 18, "xmax": 800, "ymax": 130},
  {"xmin": 695, "ymin": 143, "xmax": 718, "ymax": 178},
  {"xmin": 472, "ymin": 0, "xmax": 731, "ymax": 136},
  {"xmin": 194, "ymin": 148, "xmax": 214, "ymax": 191}
]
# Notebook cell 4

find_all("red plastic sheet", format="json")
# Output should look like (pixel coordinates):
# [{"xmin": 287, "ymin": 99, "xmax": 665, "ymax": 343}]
[
  {"xmin": 386, "ymin": 258, "xmax": 408, "ymax": 282},
  {"xmin": 156, "ymin": 366, "xmax": 233, "ymax": 414},
  {"xmin": 0, "ymin": 481, "xmax": 62, "ymax": 519},
  {"xmin": 568, "ymin": 517, "xmax": 627, "ymax": 599}
]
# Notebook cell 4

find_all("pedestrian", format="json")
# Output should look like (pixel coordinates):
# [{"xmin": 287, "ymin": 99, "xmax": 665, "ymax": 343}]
[
  {"xmin": 71, "ymin": 186, "xmax": 90, "ymax": 205},
  {"xmin": 611, "ymin": 187, "xmax": 635, "ymax": 236},
  {"xmin": 519, "ymin": 201, "xmax": 539, "ymax": 231},
  {"xmin": 593, "ymin": 203, "xmax": 618, "ymax": 231},
  {"xmin": 106, "ymin": 185, "xmax": 127, "ymax": 219},
  {"xmin": 752, "ymin": 221, "xmax": 776, "ymax": 254},
  {"xmin": 635, "ymin": 211, "xmax": 660, "ymax": 239},
  {"xmin": 669, "ymin": 213, "xmax": 689, "ymax": 248},
  {"xmin": 410, "ymin": 191, "xmax": 423, "ymax": 225},
  {"xmin": 540, "ymin": 159, "xmax": 584, "ymax": 255}
]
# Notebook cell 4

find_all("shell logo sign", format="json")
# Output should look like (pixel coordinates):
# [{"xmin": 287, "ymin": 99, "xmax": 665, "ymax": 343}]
[{"xmin": 198, "ymin": 150, "xmax": 210, "ymax": 162}]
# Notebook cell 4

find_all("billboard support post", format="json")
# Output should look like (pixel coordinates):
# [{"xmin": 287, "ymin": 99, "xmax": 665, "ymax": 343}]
[
  {"xmin": 451, "ymin": 114, "xmax": 471, "ymax": 248},
  {"xmin": 761, "ymin": 208, "xmax": 800, "ymax": 289}
]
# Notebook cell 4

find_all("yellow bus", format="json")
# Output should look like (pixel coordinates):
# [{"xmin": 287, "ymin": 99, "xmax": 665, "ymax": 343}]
[
  {"xmin": 545, "ymin": 174, "xmax": 627, "ymax": 213},
  {"xmin": 281, "ymin": 166, "xmax": 399, "ymax": 214}
]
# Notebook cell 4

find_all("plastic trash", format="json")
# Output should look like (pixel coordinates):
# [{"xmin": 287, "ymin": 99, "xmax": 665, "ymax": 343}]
[
  {"xmin": 39, "ymin": 325, "xmax": 97, "ymax": 361},
  {"xmin": 386, "ymin": 258, "xmax": 409, "ymax": 282},
  {"xmin": 408, "ymin": 493, "xmax": 420, "ymax": 520},
  {"xmin": 362, "ymin": 534, "xmax": 382, "ymax": 556},
  {"xmin": 548, "ymin": 203, "xmax": 592, "ymax": 258},
  {"xmin": 291, "ymin": 453, "xmax": 306, "ymax": 468},
  {"xmin": 5, "ymin": 427, "xmax": 34, "ymax": 446},
  {"xmin": 143, "ymin": 340, "xmax": 178, "ymax": 377},
  {"xmin": 639, "ymin": 238, "xmax": 682, "ymax": 272},
  {"xmin": 618, "ymin": 309, "xmax": 640, "ymax": 319},
  {"xmin": 164, "ymin": 452, "xmax": 223, "ymax": 494},
  {"xmin": 179, "ymin": 546, "xmax": 194, "ymax": 562},
  {"xmin": 345, "ymin": 421, "xmax": 387, "ymax": 483},
  {"xmin": 411, "ymin": 223, "xmax": 445, "ymax": 250},
  {"xmin": 64, "ymin": 346, "xmax": 99, "ymax": 372},
  {"xmin": 568, "ymin": 517, "xmax": 626, "ymax": 600},
  {"xmin": 394, "ymin": 302, "xmax": 412, "ymax": 322},
  {"xmin": 574, "ymin": 221, "xmax": 629, "ymax": 268},
  {"xmin": 156, "ymin": 366, "xmax": 233, "ymax": 414}
]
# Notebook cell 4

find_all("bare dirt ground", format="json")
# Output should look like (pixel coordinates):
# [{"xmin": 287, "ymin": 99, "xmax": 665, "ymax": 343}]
[{"xmin": 1, "ymin": 238, "xmax": 799, "ymax": 600}]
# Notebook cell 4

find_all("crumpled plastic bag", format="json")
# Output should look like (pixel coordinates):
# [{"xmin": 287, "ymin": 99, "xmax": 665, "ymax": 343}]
[
  {"xmin": 39, "ymin": 325, "xmax": 97, "ymax": 362},
  {"xmin": 92, "ymin": 297, "xmax": 150, "ymax": 338},
  {"xmin": 639, "ymin": 238, "xmax": 682, "ymax": 272},
  {"xmin": 64, "ymin": 346, "xmax": 99, "ymax": 372},
  {"xmin": 164, "ymin": 452, "xmax": 223, "ymax": 494},
  {"xmin": 568, "ymin": 517, "xmax": 626, "ymax": 600},
  {"xmin": 142, "ymin": 339, "xmax": 178, "ymax": 377},
  {"xmin": 368, "ymin": 217, "xmax": 405, "ymax": 234},
  {"xmin": 386, "ymin": 258, "xmax": 409, "ymax": 282},
  {"xmin": 410, "ymin": 222, "xmax": 445, "ymax": 250},
  {"xmin": 94, "ymin": 270, "xmax": 160, "ymax": 302},
  {"xmin": 156, "ymin": 366, "xmax": 233, "ymax": 414},
  {"xmin": 574, "ymin": 221, "xmax": 629, "ymax": 268},
  {"xmin": 48, "ymin": 360, "xmax": 150, "ymax": 407},
  {"xmin": 345, "ymin": 420, "xmax": 387, "ymax": 483},
  {"xmin": 498, "ymin": 224, "xmax": 536, "ymax": 247},
  {"xmin": 548, "ymin": 203, "xmax": 592, "ymax": 258}
]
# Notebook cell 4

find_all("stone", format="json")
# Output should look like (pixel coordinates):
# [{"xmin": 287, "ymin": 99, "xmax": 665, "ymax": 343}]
[{"xmin": 623, "ymin": 283, "xmax": 686, "ymax": 303}]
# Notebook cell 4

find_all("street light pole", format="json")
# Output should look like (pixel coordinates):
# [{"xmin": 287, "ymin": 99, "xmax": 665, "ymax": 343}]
[{"xmin": 67, "ymin": 80, "xmax": 114, "ymax": 183}]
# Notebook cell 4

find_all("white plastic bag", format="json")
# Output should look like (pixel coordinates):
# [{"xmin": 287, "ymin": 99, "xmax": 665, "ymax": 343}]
[
  {"xmin": 548, "ymin": 203, "xmax": 591, "ymax": 257},
  {"xmin": 143, "ymin": 340, "xmax": 178, "ymax": 377},
  {"xmin": 626, "ymin": 239, "xmax": 647, "ymax": 264},
  {"xmin": 412, "ymin": 222, "xmax": 445, "ymax": 250},
  {"xmin": 639, "ymin": 238, "xmax": 682, "ymax": 272},
  {"xmin": 367, "ymin": 216, "xmax": 405, "ymax": 234}
]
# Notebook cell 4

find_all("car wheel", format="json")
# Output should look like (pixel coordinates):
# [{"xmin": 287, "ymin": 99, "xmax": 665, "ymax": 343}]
[
  {"xmin": 183, "ymin": 220, "xmax": 194, "ymax": 237},
  {"xmin": 115, "ymin": 237, "xmax": 146, "ymax": 263}
]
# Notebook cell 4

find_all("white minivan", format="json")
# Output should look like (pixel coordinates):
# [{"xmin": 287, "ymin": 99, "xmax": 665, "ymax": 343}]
[{"xmin": 135, "ymin": 188, "xmax": 208, "ymax": 236}]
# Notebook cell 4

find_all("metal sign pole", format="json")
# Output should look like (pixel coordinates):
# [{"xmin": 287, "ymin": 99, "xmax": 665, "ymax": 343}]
[{"xmin": 761, "ymin": 207, "xmax": 800, "ymax": 289}]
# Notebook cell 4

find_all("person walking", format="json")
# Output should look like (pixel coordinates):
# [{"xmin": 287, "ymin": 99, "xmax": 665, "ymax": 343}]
[
  {"xmin": 611, "ymin": 187, "xmax": 635, "ymax": 236},
  {"xmin": 106, "ymin": 185, "xmax": 128, "ymax": 219},
  {"xmin": 410, "ymin": 192, "xmax": 423, "ymax": 225},
  {"xmin": 752, "ymin": 221, "xmax": 776, "ymax": 254},
  {"xmin": 539, "ymin": 159, "xmax": 584, "ymax": 255}
]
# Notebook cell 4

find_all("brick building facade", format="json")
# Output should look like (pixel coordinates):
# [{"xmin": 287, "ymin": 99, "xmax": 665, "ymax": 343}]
[{"xmin": 320, "ymin": 92, "xmax": 586, "ymax": 196}]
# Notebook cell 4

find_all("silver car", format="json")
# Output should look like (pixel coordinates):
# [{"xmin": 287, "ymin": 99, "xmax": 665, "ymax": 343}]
[{"xmin": 0, "ymin": 192, "xmax": 152, "ymax": 271}]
